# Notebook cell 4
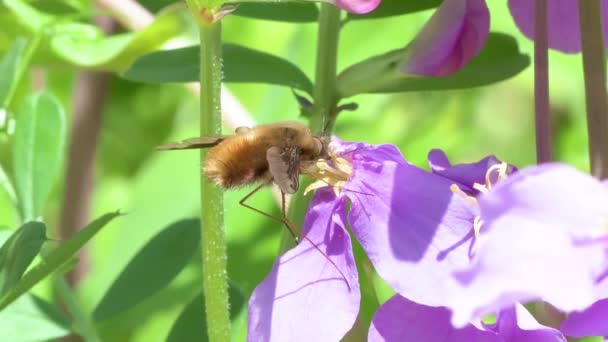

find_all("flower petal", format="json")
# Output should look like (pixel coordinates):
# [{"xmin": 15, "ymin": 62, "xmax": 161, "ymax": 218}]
[
  {"xmin": 401, "ymin": 0, "xmax": 490, "ymax": 77},
  {"xmin": 479, "ymin": 163, "xmax": 608, "ymax": 239},
  {"xmin": 320, "ymin": 0, "xmax": 381, "ymax": 14},
  {"xmin": 428, "ymin": 149, "xmax": 515, "ymax": 193},
  {"xmin": 493, "ymin": 305, "xmax": 567, "ymax": 342},
  {"xmin": 368, "ymin": 295, "xmax": 499, "ymax": 342},
  {"xmin": 345, "ymin": 148, "xmax": 478, "ymax": 306},
  {"xmin": 447, "ymin": 214, "xmax": 602, "ymax": 327},
  {"xmin": 508, "ymin": 0, "xmax": 608, "ymax": 53},
  {"xmin": 248, "ymin": 190, "xmax": 360, "ymax": 342},
  {"xmin": 561, "ymin": 298, "xmax": 608, "ymax": 337}
]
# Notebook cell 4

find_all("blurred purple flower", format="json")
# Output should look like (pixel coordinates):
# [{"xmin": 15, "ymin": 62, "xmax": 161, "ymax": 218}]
[
  {"xmin": 369, "ymin": 295, "xmax": 566, "ymax": 342},
  {"xmin": 447, "ymin": 163, "xmax": 608, "ymax": 326},
  {"xmin": 401, "ymin": 0, "xmax": 490, "ymax": 77},
  {"xmin": 560, "ymin": 276, "xmax": 608, "ymax": 337},
  {"xmin": 508, "ymin": 0, "xmax": 608, "ymax": 53},
  {"xmin": 327, "ymin": 0, "xmax": 381, "ymax": 14}
]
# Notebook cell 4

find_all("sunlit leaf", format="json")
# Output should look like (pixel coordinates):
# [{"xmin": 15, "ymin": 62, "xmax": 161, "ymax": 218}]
[
  {"xmin": 337, "ymin": 33, "xmax": 530, "ymax": 96},
  {"xmin": 348, "ymin": 0, "xmax": 442, "ymax": 20},
  {"xmin": 93, "ymin": 218, "xmax": 200, "ymax": 322},
  {"xmin": 0, "ymin": 37, "xmax": 26, "ymax": 108},
  {"xmin": 49, "ymin": 6, "xmax": 190, "ymax": 71},
  {"xmin": 0, "ymin": 222, "xmax": 46, "ymax": 295},
  {"xmin": 0, "ymin": 294, "xmax": 71, "ymax": 341},
  {"xmin": 0, "ymin": 212, "xmax": 121, "ymax": 310},
  {"xmin": 0, "ymin": 164, "xmax": 18, "ymax": 219},
  {"xmin": 166, "ymin": 284, "xmax": 245, "ymax": 342},
  {"xmin": 123, "ymin": 44, "xmax": 313, "ymax": 94},
  {"xmin": 1, "ymin": 1, "xmax": 189, "ymax": 72},
  {"xmin": 12, "ymin": 93, "xmax": 66, "ymax": 221}
]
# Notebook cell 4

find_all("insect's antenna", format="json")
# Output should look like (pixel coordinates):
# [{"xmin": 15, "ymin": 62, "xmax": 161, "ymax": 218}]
[
  {"xmin": 336, "ymin": 146, "xmax": 367, "ymax": 158},
  {"xmin": 281, "ymin": 192, "xmax": 352, "ymax": 291}
]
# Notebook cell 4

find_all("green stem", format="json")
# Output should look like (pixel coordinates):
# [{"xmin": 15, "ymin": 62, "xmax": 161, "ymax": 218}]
[
  {"xmin": 282, "ymin": 4, "xmax": 343, "ymax": 253},
  {"xmin": 578, "ymin": 0, "xmax": 608, "ymax": 178},
  {"xmin": 191, "ymin": 7, "xmax": 230, "ymax": 341},
  {"xmin": 310, "ymin": 4, "xmax": 342, "ymax": 133},
  {"xmin": 534, "ymin": 0, "xmax": 552, "ymax": 163}
]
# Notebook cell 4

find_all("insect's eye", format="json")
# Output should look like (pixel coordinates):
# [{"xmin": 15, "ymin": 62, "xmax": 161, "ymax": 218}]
[
  {"xmin": 313, "ymin": 138, "xmax": 324, "ymax": 156},
  {"xmin": 235, "ymin": 126, "xmax": 251, "ymax": 135}
]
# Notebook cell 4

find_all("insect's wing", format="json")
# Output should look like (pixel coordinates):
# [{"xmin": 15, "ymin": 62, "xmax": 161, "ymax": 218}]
[
  {"xmin": 266, "ymin": 146, "xmax": 300, "ymax": 194},
  {"xmin": 155, "ymin": 135, "xmax": 228, "ymax": 150}
]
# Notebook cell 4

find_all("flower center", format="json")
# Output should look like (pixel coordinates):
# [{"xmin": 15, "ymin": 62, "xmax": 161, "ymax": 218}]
[
  {"xmin": 304, "ymin": 144, "xmax": 353, "ymax": 196},
  {"xmin": 450, "ymin": 162, "xmax": 511, "ymax": 237}
]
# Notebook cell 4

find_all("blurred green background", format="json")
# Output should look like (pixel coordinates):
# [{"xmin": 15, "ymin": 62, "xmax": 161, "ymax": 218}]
[{"xmin": 0, "ymin": 1, "xmax": 591, "ymax": 341}]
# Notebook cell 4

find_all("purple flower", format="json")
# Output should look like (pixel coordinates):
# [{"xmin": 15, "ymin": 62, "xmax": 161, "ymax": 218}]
[
  {"xmin": 369, "ymin": 295, "xmax": 566, "ymax": 342},
  {"xmin": 401, "ymin": 0, "xmax": 490, "ymax": 77},
  {"xmin": 508, "ymin": 0, "xmax": 608, "ymax": 53},
  {"xmin": 320, "ymin": 0, "xmax": 381, "ymax": 14},
  {"xmin": 248, "ymin": 189, "xmax": 360, "ymax": 341},
  {"xmin": 248, "ymin": 140, "xmax": 608, "ymax": 340},
  {"xmin": 248, "ymin": 141, "xmax": 421, "ymax": 341},
  {"xmin": 560, "ymin": 278, "xmax": 608, "ymax": 337},
  {"xmin": 446, "ymin": 163, "xmax": 608, "ymax": 326}
]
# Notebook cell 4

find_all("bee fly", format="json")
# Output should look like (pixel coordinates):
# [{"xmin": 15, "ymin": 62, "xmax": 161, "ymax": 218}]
[{"xmin": 157, "ymin": 121, "xmax": 350, "ymax": 289}]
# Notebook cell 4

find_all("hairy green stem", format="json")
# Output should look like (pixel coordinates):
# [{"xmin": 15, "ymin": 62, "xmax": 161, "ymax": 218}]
[
  {"xmin": 578, "ymin": 0, "xmax": 608, "ymax": 178},
  {"xmin": 534, "ymin": 0, "xmax": 552, "ymax": 163},
  {"xmin": 187, "ymin": 3, "xmax": 230, "ymax": 339},
  {"xmin": 282, "ymin": 4, "xmax": 343, "ymax": 253},
  {"xmin": 310, "ymin": 4, "xmax": 342, "ymax": 134}
]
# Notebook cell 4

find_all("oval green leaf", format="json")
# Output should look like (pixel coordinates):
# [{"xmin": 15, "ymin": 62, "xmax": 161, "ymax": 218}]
[
  {"xmin": 93, "ymin": 218, "xmax": 200, "ymax": 322},
  {"xmin": 233, "ymin": 2, "xmax": 319, "ymax": 22},
  {"xmin": 12, "ymin": 92, "xmax": 66, "ymax": 221},
  {"xmin": 0, "ymin": 164, "xmax": 18, "ymax": 219},
  {"xmin": 336, "ymin": 33, "xmax": 530, "ymax": 97},
  {"xmin": 0, "ymin": 221, "xmax": 46, "ymax": 295},
  {"xmin": 166, "ymin": 284, "xmax": 245, "ymax": 342},
  {"xmin": 122, "ymin": 44, "xmax": 313, "ymax": 94},
  {"xmin": 347, "ymin": 0, "xmax": 442, "ymax": 20},
  {"xmin": 0, "ymin": 37, "xmax": 27, "ymax": 108},
  {"xmin": 0, "ymin": 212, "xmax": 121, "ymax": 311},
  {"xmin": 49, "ymin": 6, "xmax": 190, "ymax": 71}
]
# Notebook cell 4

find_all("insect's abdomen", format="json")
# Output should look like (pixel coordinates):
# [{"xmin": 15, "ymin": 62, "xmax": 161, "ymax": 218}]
[{"xmin": 203, "ymin": 137, "xmax": 271, "ymax": 189}]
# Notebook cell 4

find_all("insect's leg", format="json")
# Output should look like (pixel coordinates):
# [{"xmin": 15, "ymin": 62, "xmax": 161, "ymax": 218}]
[
  {"xmin": 280, "ymin": 192, "xmax": 301, "ymax": 244},
  {"xmin": 238, "ymin": 184, "xmax": 300, "ymax": 242}
]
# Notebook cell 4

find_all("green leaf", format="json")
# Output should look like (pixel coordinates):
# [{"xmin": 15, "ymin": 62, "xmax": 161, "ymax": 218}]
[
  {"xmin": 348, "ymin": 0, "xmax": 442, "ymax": 20},
  {"xmin": 0, "ymin": 212, "xmax": 121, "ymax": 311},
  {"xmin": 0, "ymin": 294, "xmax": 71, "ymax": 341},
  {"xmin": 0, "ymin": 37, "xmax": 26, "ymax": 108},
  {"xmin": 123, "ymin": 44, "xmax": 313, "ymax": 94},
  {"xmin": 12, "ymin": 93, "xmax": 66, "ymax": 221},
  {"xmin": 48, "ymin": 6, "xmax": 190, "ymax": 71},
  {"xmin": 0, "ymin": 222, "xmax": 46, "ymax": 295},
  {"xmin": 0, "ymin": 164, "xmax": 18, "ymax": 218},
  {"xmin": 93, "ymin": 218, "xmax": 200, "ymax": 322},
  {"xmin": 0, "ymin": 1, "xmax": 189, "ymax": 72},
  {"xmin": 166, "ymin": 284, "xmax": 245, "ymax": 342},
  {"xmin": 336, "ymin": 33, "xmax": 530, "ymax": 97},
  {"xmin": 232, "ymin": 2, "xmax": 319, "ymax": 22}
]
